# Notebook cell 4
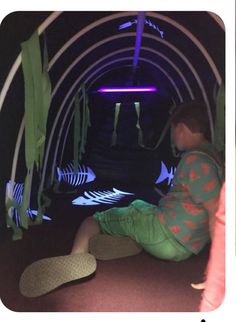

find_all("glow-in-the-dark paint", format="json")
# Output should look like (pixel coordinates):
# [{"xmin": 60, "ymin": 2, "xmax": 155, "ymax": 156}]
[
  {"xmin": 6, "ymin": 181, "xmax": 51, "ymax": 226},
  {"xmin": 57, "ymin": 162, "xmax": 96, "ymax": 186},
  {"xmin": 155, "ymin": 161, "xmax": 176, "ymax": 186},
  {"xmin": 119, "ymin": 18, "xmax": 164, "ymax": 38},
  {"xmin": 72, "ymin": 188, "xmax": 134, "ymax": 206}
]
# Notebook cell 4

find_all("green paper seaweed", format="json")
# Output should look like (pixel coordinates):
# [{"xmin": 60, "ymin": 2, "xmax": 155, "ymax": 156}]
[
  {"xmin": 213, "ymin": 84, "xmax": 225, "ymax": 156},
  {"xmin": 111, "ymin": 102, "xmax": 121, "ymax": 146},
  {"xmin": 6, "ymin": 31, "xmax": 52, "ymax": 239}
]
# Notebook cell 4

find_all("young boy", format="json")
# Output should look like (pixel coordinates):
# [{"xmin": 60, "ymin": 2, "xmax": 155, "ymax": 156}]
[
  {"xmin": 70, "ymin": 101, "xmax": 223, "ymax": 259},
  {"xmin": 20, "ymin": 101, "xmax": 223, "ymax": 297}
]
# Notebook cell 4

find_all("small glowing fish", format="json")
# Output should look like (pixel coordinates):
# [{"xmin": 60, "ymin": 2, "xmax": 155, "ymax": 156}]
[
  {"xmin": 119, "ymin": 20, "xmax": 137, "ymax": 30},
  {"xmin": 6, "ymin": 181, "xmax": 51, "ymax": 227},
  {"xmin": 155, "ymin": 161, "xmax": 176, "ymax": 186},
  {"xmin": 57, "ymin": 162, "xmax": 96, "ymax": 186},
  {"xmin": 119, "ymin": 18, "xmax": 164, "ymax": 38},
  {"xmin": 72, "ymin": 188, "xmax": 134, "ymax": 206}
]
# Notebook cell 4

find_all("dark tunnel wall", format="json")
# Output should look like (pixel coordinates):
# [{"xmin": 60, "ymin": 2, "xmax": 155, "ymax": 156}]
[{"xmin": 0, "ymin": 11, "xmax": 225, "ymax": 232}]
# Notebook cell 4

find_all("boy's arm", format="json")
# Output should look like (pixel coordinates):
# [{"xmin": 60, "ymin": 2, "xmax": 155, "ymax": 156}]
[{"xmin": 202, "ymin": 195, "xmax": 220, "ymax": 240}]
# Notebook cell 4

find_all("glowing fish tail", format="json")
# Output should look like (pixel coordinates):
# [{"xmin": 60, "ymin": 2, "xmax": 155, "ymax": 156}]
[{"xmin": 156, "ymin": 161, "xmax": 175, "ymax": 185}]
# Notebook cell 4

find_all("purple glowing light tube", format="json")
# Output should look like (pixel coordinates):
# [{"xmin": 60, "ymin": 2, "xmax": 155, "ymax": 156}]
[{"xmin": 98, "ymin": 86, "xmax": 157, "ymax": 93}]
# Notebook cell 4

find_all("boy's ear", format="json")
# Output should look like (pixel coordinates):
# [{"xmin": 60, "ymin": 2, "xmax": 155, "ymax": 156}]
[
  {"xmin": 176, "ymin": 122, "xmax": 185, "ymax": 132},
  {"xmin": 179, "ymin": 122, "xmax": 190, "ymax": 133}
]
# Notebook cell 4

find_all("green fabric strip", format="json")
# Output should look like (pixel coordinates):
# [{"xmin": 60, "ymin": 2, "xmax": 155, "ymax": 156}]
[
  {"xmin": 134, "ymin": 102, "xmax": 143, "ymax": 146},
  {"xmin": 80, "ymin": 85, "xmax": 87, "ymax": 155},
  {"xmin": 5, "ymin": 199, "xmax": 23, "ymax": 240},
  {"xmin": 74, "ymin": 93, "xmax": 81, "ymax": 173},
  {"xmin": 111, "ymin": 103, "xmax": 121, "ymax": 146},
  {"xmin": 86, "ymin": 93, "xmax": 91, "ymax": 127},
  {"xmin": 214, "ymin": 84, "xmax": 225, "ymax": 154},
  {"xmin": 19, "ymin": 167, "xmax": 34, "ymax": 229},
  {"xmin": 36, "ymin": 191, "xmax": 52, "ymax": 224},
  {"xmin": 21, "ymin": 37, "xmax": 38, "ymax": 169},
  {"xmin": 83, "ymin": 92, "xmax": 91, "ymax": 153},
  {"xmin": 21, "ymin": 31, "xmax": 51, "ymax": 171},
  {"xmin": 139, "ymin": 99, "xmax": 177, "ymax": 152},
  {"xmin": 40, "ymin": 32, "xmax": 51, "ymax": 169},
  {"xmin": 16, "ymin": 31, "xmax": 52, "ymax": 238}
]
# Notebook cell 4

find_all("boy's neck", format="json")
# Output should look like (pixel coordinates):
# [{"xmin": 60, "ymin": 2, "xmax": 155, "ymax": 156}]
[{"xmin": 184, "ymin": 135, "xmax": 209, "ymax": 151}]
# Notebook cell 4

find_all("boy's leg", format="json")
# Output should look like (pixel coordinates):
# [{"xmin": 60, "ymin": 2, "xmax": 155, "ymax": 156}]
[
  {"xmin": 20, "ymin": 216, "xmax": 99, "ymax": 298},
  {"xmin": 71, "ymin": 216, "xmax": 101, "ymax": 254},
  {"xmin": 71, "ymin": 214, "xmax": 143, "ymax": 260}
]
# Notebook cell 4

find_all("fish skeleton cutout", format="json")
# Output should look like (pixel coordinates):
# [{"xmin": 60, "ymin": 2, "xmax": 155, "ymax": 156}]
[
  {"xmin": 155, "ymin": 161, "xmax": 176, "ymax": 186},
  {"xmin": 119, "ymin": 18, "xmax": 164, "ymax": 38},
  {"xmin": 57, "ymin": 162, "xmax": 96, "ymax": 186},
  {"xmin": 72, "ymin": 188, "xmax": 134, "ymax": 206},
  {"xmin": 6, "ymin": 181, "xmax": 51, "ymax": 227}
]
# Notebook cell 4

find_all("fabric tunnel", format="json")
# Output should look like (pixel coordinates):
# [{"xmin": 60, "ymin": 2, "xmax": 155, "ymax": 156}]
[{"xmin": 0, "ymin": 11, "xmax": 226, "ymax": 312}]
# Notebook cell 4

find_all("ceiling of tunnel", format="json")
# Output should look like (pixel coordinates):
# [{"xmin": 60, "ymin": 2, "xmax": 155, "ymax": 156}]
[
  {"xmin": 0, "ymin": 11, "xmax": 225, "ymax": 98},
  {"xmin": 0, "ymin": 11, "xmax": 225, "ymax": 115}
]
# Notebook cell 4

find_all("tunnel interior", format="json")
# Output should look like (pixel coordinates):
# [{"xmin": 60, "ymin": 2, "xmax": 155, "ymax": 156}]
[
  {"xmin": 0, "ymin": 10, "xmax": 226, "ymax": 312},
  {"xmin": 0, "ymin": 11, "xmax": 225, "ymax": 238}
]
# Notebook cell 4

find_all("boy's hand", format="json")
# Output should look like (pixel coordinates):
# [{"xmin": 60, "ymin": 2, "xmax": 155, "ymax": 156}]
[{"xmin": 191, "ymin": 282, "xmax": 205, "ymax": 290}]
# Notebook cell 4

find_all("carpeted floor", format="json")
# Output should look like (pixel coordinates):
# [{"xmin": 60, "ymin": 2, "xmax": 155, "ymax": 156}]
[{"xmin": 0, "ymin": 182, "xmax": 208, "ymax": 312}]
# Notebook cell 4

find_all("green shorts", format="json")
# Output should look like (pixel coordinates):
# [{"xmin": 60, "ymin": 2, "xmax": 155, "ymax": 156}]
[{"xmin": 93, "ymin": 199, "xmax": 192, "ymax": 262}]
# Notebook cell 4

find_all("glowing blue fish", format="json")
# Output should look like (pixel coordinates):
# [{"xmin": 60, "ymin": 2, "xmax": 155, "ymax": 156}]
[
  {"xmin": 119, "ymin": 20, "xmax": 137, "ymax": 30},
  {"xmin": 6, "ymin": 181, "xmax": 51, "ymax": 227},
  {"xmin": 57, "ymin": 162, "xmax": 96, "ymax": 186},
  {"xmin": 72, "ymin": 188, "xmax": 134, "ymax": 206},
  {"xmin": 155, "ymin": 161, "xmax": 176, "ymax": 186},
  {"xmin": 119, "ymin": 18, "xmax": 164, "ymax": 38}
]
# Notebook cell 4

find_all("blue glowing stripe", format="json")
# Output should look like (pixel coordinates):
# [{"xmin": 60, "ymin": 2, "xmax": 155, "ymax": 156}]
[
  {"xmin": 119, "ymin": 18, "xmax": 164, "ymax": 38},
  {"xmin": 6, "ymin": 181, "xmax": 51, "ymax": 226},
  {"xmin": 27, "ymin": 209, "xmax": 51, "ymax": 221},
  {"xmin": 72, "ymin": 188, "xmax": 134, "ymax": 206},
  {"xmin": 57, "ymin": 162, "xmax": 96, "ymax": 186},
  {"xmin": 155, "ymin": 161, "xmax": 176, "ymax": 186}
]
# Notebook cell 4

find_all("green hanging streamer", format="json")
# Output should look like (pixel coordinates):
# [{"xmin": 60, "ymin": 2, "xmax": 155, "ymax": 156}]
[
  {"xmin": 19, "ymin": 167, "xmax": 34, "ymax": 229},
  {"xmin": 21, "ymin": 31, "xmax": 51, "ymax": 171},
  {"xmin": 39, "ymin": 32, "xmax": 51, "ymax": 170},
  {"xmin": 134, "ymin": 102, "xmax": 144, "ymax": 146},
  {"xmin": 21, "ymin": 38, "xmax": 38, "ymax": 169},
  {"xmin": 111, "ymin": 103, "xmax": 121, "ymax": 146},
  {"xmin": 83, "ymin": 92, "xmax": 91, "ymax": 154},
  {"xmin": 76, "ymin": 85, "xmax": 91, "ymax": 161},
  {"xmin": 12, "ymin": 31, "xmax": 52, "ymax": 238},
  {"xmin": 74, "ymin": 93, "xmax": 81, "ymax": 173},
  {"xmin": 36, "ymin": 191, "xmax": 52, "ymax": 225},
  {"xmin": 214, "ymin": 84, "xmax": 225, "ymax": 155},
  {"xmin": 86, "ymin": 93, "xmax": 91, "ymax": 127},
  {"xmin": 5, "ymin": 199, "xmax": 23, "ymax": 240},
  {"xmin": 80, "ymin": 85, "xmax": 87, "ymax": 155}
]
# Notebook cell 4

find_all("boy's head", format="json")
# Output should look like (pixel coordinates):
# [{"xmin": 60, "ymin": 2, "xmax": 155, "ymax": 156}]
[
  {"xmin": 170, "ymin": 100, "xmax": 209, "ymax": 134},
  {"xmin": 170, "ymin": 100, "xmax": 210, "ymax": 151}
]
